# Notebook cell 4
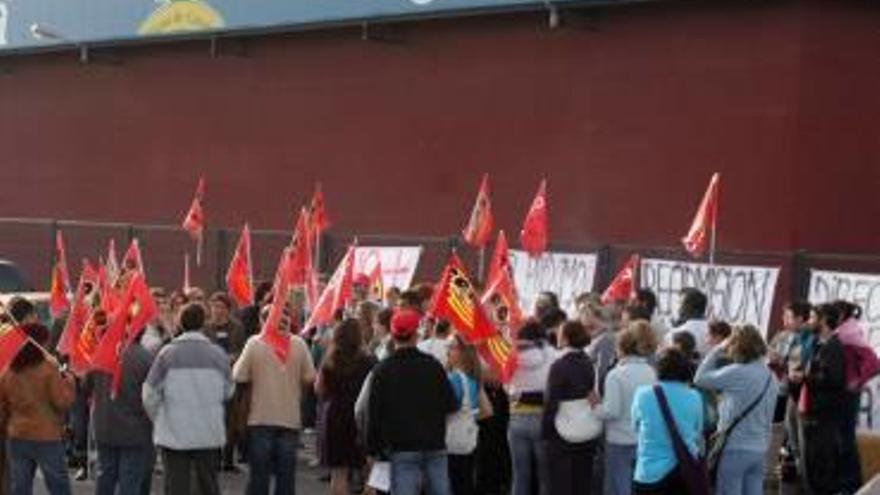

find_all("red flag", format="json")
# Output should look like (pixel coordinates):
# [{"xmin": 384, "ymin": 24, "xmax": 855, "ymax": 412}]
[
  {"xmin": 260, "ymin": 249, "xmax": 293, "ymax": 363},
  {"xmin": 226, "ymin": 224, "xmax": 254, "ymax": 307},
  {"xmin": 75, "ymin": 310, "xmax": 107, "ymax": 373},
  {"xmin": 49, "ymin": 230, "xmax": 71, "ymax": 317},
  {"xmin": 462, "ymin": 174, "xmax": 494, "ymax": 248},
  {"xmin": 105, "ymin": 239, "xmax": 120, "ymax": 286},
  {"xmin": 288, "ymin": 208, "xmax": 313, "ymax": 285},
  {"xmin": 481, "ymin": 263, "xmax": 524, "ymax": 332},
  {"xmin": 309, "ymin": 183, "xmax": 330, "ymax": 236},
  {"xmin": 601, "ymin": 254, "xmax": 640, "ymax": 305},
  {"xmin": 121, "ymin": 239, "xmax": 145, "ymax": 277},
  {"xmin": 520, "ymin": 179, "xmax": 548, "ymax": 258},
  {"xmin": 91, "ymin": 273, "xmax": 157, "ymax": 390},
  {"xmin": 431, "ymin": 254, "xmax": 497, "ymax": 344},
  {"xmin": 682, "ymin": 173, "xmax": 720, "ymax": 258},
  {"xmin": 182, "ymin": 176, "xmax": 206, "ymax": 241},
  {"xmin": 486, "ymin": 230, "xmax": 511, "ymax": 287},
  {"xmin": 57, "ymin": 261, "xmax": 99, "ymax": 375},
  {"xmin": 476, "ymin": 334, "xmax": 518, "ymax": 384},
  {"xmin": 0, "ymin": 324, "xmax": 29, "ymax": 374},
  {"xmin": 304, "ymin": 245, "xmax": 356, "ymax": 330},
  {"xmin": 367, "ymin": 261, "xmax": 384, "ymax": 302}
]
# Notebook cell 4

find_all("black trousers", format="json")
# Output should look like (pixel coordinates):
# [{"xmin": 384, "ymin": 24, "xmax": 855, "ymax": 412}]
[
  {"xmin": 448, "ymin": 454, "xmax": 475, "ymax": 495},
  {"xmin": 632, "ymin": 468, "xmax": 687, "ymax": 495},
  {"xmin": 544, "ymin": 441, "xmax": 594, "ymax": 495},
  {"xmin": 162, "ymin": 448, "xmax": 220, "ymax": 495},
  {"xmin": 803, "ymin": 417, "xmax": 843, "ymax": 495}
]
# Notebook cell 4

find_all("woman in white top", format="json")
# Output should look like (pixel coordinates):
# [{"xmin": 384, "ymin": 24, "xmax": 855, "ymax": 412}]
[{"xmin": 590, "ymin": 320, "xmax": 659, "ymax": 495}]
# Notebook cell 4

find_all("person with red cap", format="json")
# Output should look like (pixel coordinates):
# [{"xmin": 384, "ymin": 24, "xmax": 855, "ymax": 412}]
[{"xmin": 366, "ymin": 308, "xmax": 457, "ymax": 495}]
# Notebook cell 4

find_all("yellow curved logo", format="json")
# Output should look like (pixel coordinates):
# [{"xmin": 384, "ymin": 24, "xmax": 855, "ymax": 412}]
[{"xmin": 139, "ymin": 0, "xmax": 225, "ymax": 35}]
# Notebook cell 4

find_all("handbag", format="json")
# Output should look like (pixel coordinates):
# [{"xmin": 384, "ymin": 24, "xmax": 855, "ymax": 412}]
[
  {"xmin": 706, "ymin": 374, "xmax": 772, "ymax": 485},
  {"xmin": 446, "ymin": 371, "xmax": 479, "ymax": 455},
  {"xmin": 653, "ymin": 385, "xmax": 711, "ymax": 495},
  {"xmin": 554, "ymin": 399, "xmax": 602, "ymax": 443}
]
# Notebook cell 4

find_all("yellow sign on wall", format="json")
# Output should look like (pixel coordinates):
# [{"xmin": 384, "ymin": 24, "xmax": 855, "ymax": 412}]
[{"xmin": 139, "ymin": 0, "xmax": 225, "ymax": 35}]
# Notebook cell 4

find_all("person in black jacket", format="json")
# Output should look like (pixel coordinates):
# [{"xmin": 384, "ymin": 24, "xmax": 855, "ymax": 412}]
[
  {"xmin": 800, "ymin": 303, "xmax": 846, "ymax": 495},
  {"xmin": 366, "ymin": 308, "xmax": 457, "ymax": 495},
  {"xmin": 542, "ymin": 320, "xmax": 597, "ymax": 495}
]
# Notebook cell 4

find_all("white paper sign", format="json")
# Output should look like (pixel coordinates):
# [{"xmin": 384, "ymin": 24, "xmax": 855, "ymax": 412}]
[
  {"xmin": 640, "ymin": 258, "xmax": 780, "ymax": 335},
  {"xmin": 508, "ymin": 249, "xmax": 597, "ymax": 316},
  {"xmin": 354, "ymin": 246, "xmax": 422, "ymax": 291},
  {"xmin": 367, "ymin": 462, "xmax": 391, "ymax": 491},
  {"xmin": 809, "ymin": 269, "xmax": 880, "ymax": 429}
]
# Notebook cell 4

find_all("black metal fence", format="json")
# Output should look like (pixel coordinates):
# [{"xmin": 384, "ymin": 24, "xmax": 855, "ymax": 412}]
[{"xmin": 2, "ymin": 217, "xmax": 879, "ymax": 327}]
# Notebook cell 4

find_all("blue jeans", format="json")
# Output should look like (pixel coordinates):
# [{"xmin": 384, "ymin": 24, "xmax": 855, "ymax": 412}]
[
  {"xmin": 95, "ymin": 444, "xmax": 153, "ymax": 495},
  {"xmin": 247, "ymin": 426, "xmax": 298, "ymax": 495},
  {"xmin": 603, "ymin": 443, "xmax": 635, "ymax": 495},
  {"xmin": 7, "ymin": 439, "xmax": 71, "ymax": 495},
  {"xmin": 508, "ymin": 414, "xmax": 546, "ymax": 495},
  {"xmin": 716, "ymin": 449, "xmax": 764, "ymax": 495},
  {"xmin": 390, "ymin": 451, "xmax": 451, "ymax": 495}
]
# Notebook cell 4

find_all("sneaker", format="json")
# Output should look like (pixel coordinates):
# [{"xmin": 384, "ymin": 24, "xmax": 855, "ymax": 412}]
[{"xmin": 74, "ymin": 467, "xmax": 88, "ymax": 481}]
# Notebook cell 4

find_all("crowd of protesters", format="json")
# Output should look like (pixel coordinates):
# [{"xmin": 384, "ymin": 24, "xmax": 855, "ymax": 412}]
[{"xmin": 0, "ymin": 272, "xmax": 878, "ymax": 495}]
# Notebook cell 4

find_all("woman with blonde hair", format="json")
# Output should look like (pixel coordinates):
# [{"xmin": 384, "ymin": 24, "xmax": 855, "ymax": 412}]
[
  {"xmin": 590, "ymin": 320, "xmax": 659, "ymax": 495},
  {"xmin": 694, "ymin": 324, "xmax": 778, "ymax": 495}
]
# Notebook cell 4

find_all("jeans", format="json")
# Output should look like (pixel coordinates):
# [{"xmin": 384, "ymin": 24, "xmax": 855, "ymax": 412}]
[
  {"xmin": 162, "ymin": 448, "xmax": 220, "ymax": 495},
  {"xmin": 95, "ymin": 444, "xmax": 153, "ymax": 495},
  {"xmin": 389, "ymin": 451, "xmax": 451, "ymax": 495},
  {"xmin": 508, "ymin": 414, "xmax": 546, "ymax": 495},
  {"xmin": 604, "ymin": 443, "xmax": 635, "ymax": 495},
  {"xmin": 716, "ymin": 449, "xmax": 764, "ymax": 495},
  {"xmin": 7, "ymin": 439, "xmax": 71, "ymax": 495},
  {"xmin": 247, "ymin": 426, "xmax": 298, "ymax": 495}
]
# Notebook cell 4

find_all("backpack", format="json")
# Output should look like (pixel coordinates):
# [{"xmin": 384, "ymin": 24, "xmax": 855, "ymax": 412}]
[{"xmin": 446, "ymin": 371, "xmax": 478, "ymax": 455}]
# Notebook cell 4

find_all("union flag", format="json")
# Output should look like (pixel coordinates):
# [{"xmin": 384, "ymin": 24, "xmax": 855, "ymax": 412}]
[
  {"xmin": 601, "ymin": 254, "xmax": 640, "ymax": 304},
  {"xmin": 431, "ymin": 254, "xmax": 496, "ymax": 344},
  {"xmin": 520, "ymin": 179, "xmax": 548, "ymax": 258},
  {"xmin": 182, "ymin": 176, "xmax": 206, "ymax": 241},
  {"xmin": 0, "ymin": 324, "xmax": 28, "ymax": 374},
  {"xmin": 682, "ymin": 173, "xmax": 720, "ymax": 259},
  {"xmin": 57, "ymin": 261, "xmax": 99, "ymax": 376},
  {"xmin": 48, "ymin": 230, "xmax": 71, "ymax": 317},
  {"xmin": 261, "ymin": 248, "xmax": 294, "ymax": 364}
]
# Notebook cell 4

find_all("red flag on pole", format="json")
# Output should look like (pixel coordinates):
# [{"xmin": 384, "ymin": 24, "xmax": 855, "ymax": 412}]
[
  {"xmin": 260, "ymin": 249, "xmax": 294, "ymax": 364},
  {"xmin": 182, "ymin": 176, "xmax": 205, "ymax": 241},
  {"xmin": 182, "ymin": 176, "xmax": 206, "ymax": 265},
  {"xmin": 226, "ymin": 224, "xmax": 254, "ymax": 307},
  {"xmin": 309, "ymin": 183, "xmax": 330, "ymax": 237},
  {"xmin": 49, "ymin": 230, "xmax": 71, "ymax": 317},
  {"xmin": 121, "ymin": 239, "xmax": 145, "ymax": 277},
  {"xmin": 304, "ymin": 245, "xmax": 356, "ymax": 331},
  {"xmin": 288, "ymin": 208, "xmax": 314, "ymax": 286},
  {"xmin": 486, "ymin": 230, "xmax": 511, "ymax": 287},
  {"xmin": 520, "ymin": 179, "xmax": 548, "ymax": 258},
  {"xmin": 682, "ymin": 173, "xmax": 720, "ymax": 259},
  {"xmin": 91, "ymin": 273, "xmax": 156, "ymax": 391},
  {"xmin": 0, "ymin": 324, "xmax": 29, "ymax": 374},
  {"xmin": 462, "ymin": 174, "xmax": 494, "ymax": 248},
  {"xmin": 57, "ymin": 261, "xmax": 99, "ymax": 375},
  {"xmin": 601, "ymin": 254, "xmax": 640, "ymax": 305}
]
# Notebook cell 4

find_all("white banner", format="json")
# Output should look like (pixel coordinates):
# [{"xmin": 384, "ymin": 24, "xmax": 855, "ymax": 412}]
[
  {"xmin": 354, "ymin": 246, "xmax": 422, "ymax": 291},
  {"xmin": 640, "ymin": 258, "xmax": 781, "ymax": 335},
  {"xmin": 508, "ymin": 249, "xmax": 597, "ymax": 317},
  {"xmin": 809, "ymin": 269, "xmax": 880, "ymax": 429}
]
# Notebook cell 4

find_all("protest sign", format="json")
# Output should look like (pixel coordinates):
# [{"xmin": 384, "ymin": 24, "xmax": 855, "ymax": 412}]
[
  {"xmin": 640, "ymin": 258, "xmax": 780, "ymax": 335},
  {"xmin": 353, "ymin": 246, "xmax": 422, "ymax": 291},
  {"xmin": 508, "ymin": 250, "xmax": 597, "ymax": 316}
]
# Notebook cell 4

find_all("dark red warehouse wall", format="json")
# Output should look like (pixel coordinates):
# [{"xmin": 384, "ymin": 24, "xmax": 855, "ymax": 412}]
[{"xmin": 0, "ymin": 0, "xmax": 878, "ymax": 262}]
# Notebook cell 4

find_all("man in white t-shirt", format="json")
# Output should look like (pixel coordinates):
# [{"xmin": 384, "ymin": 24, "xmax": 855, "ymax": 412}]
[
  {"xmin": 417, "ymin": 319, "xmax": 454, "ymax": 367},
  {"xmin": 664, "ymin": 288, "xmax": 710, "ymax": 356}
]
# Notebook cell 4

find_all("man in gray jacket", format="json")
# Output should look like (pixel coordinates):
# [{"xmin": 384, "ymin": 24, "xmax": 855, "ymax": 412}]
[
  {"xmin": 143, "ymin": 303, "xmax": 233, "ymax": 495},
  {"xmin": 86, "ymin": 335, "xmax": 155, "ymax": 495}
]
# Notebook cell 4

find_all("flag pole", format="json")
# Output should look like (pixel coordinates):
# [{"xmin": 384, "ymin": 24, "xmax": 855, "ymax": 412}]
[
  {"xmin": 478, "ymin": 246, "xmax": 486, "ymax": 284},
  {"xmin": 708, "ymin": 209, "xmax": 717, "ymax": 265}
]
